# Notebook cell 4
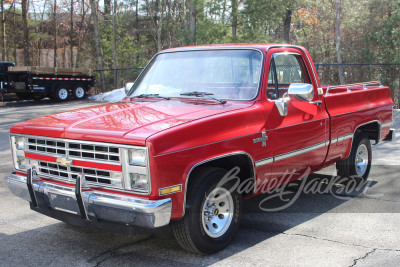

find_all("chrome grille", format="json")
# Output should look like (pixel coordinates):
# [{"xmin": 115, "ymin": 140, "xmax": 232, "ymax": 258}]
[
  {"xmin": 26, "ymin": 137, "xmax": 120, "ymax": 163},
  {"xmin": 37, "ymin": 161, "xmax": 121, "ymax": 186}
]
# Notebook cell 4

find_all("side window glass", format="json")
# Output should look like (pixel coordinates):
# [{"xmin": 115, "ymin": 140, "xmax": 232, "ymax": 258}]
[{"xmin": 267, "ymin": 53, "xmax": 311, "ymax": 99}]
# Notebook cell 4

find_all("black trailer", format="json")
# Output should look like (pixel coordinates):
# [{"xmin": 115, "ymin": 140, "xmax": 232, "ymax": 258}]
[{"xmin": 4, "ymin": 66, "xmax": 95, "ymax": 101}]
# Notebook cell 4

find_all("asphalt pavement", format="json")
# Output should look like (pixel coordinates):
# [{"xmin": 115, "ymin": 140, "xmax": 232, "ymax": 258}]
[{"xmin": 0, "ymin": 99, "xmax": 399, "ymax": 267}]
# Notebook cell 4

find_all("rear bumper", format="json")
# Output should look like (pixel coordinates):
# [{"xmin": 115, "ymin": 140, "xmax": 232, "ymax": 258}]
[{"xmin": 5, "ymin": 171, "xmax": 172, "ymax": 231}]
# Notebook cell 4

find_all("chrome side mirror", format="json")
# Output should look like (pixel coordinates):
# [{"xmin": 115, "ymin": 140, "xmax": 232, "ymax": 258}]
[
  {"xmin": 288, "ymin": 83, "xmax": 314, "ymax": 101},
  {"xmin": 124, "ymin": 82, "xmax": 134, "ymax": 95}
]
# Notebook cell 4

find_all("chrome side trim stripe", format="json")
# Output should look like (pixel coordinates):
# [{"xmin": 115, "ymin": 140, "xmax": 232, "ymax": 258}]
[
  {"xmin": 275, "ymin": 141, "xmax": 327, "ymax": 162},
  {"xmin": 255, "ymin": 157, "xmax": 273, "ymax": 167},
  {"xmin": 255, "ymin": 140, "xmax": 328, "ymax": 168},
  {"xmin": 331, "ymin": 133, "xmax": 354, "ymax": 144}
]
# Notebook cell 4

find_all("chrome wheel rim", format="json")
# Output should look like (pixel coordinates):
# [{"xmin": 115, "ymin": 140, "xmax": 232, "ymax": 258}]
[
  {"xmin": 58, "ymin": 88, "xmax": 68, "ymax": 100},
  {"xmin": 75, "ymin": 87, "xmax": 85, "ymax": 98},
  {"xmin": 201, "ymin": 187, "xmax": 233, "ymax": 238},
  {"xmin": 355, "ymin": 144, "xmax": 368, "ymax": 176}
]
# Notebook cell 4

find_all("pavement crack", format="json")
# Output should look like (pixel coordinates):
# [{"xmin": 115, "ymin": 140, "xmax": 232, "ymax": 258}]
[
  {"xmin": 242, "ymin": 223, "xmax": 400, "ymax": 253},
  {"xmin": 349, "ymin": 248, "xmax": 376, "ymax": 267},
  {"xmin": 282, "ymin": 232, "xmax": 400, "ymax": 252},
  {"xmin": 89, "ymin": 236, "xmax": 153, "ymax": 267}
]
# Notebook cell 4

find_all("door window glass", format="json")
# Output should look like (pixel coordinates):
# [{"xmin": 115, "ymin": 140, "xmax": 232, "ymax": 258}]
[{"xmin": 267, "ymin": 53, "xmax": 311, "ymax": 99}]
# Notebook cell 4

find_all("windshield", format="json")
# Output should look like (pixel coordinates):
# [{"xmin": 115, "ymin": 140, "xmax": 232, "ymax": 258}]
[{"xmin": 128, "ymin": 49, "xmax": 263, "ymax": 101}]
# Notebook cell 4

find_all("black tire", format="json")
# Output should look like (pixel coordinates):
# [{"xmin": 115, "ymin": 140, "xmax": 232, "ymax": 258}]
[
  {"xmin": 336, "ymin": 132, "xmax": 372, "ymax": 180},
  {"xmin": 172, "ymin": 167, "xmax": 242, "ymax": 254},
  {"xmin": 72, "ymin": 85, "xmax": 86, "ymax": 100},
  {"xmin": 54, "ymin": 86, "xmax": 70, "ymax": 101}
]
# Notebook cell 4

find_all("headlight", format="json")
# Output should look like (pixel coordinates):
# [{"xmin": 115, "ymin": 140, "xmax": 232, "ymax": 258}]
[
  {"xmin": 122, "ymin": 147, "xmax": 150, "ymax": 193},
  {"xmin": 129, "ymin": 173, "xmax": 149, "ymax": 192},
  {"xmin": 128, "ymin": 148, "xmax": 147, "ymax": 166},
  {"xmin": 10, "ymin": 135, "xmax": 26, "ymax": 170},
  {"xmin": 15, "ymin": 136, "xmax": 25, "ymax": 150}
]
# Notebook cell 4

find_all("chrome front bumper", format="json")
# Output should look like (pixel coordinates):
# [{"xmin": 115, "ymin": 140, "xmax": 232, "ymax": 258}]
[{"xmin": 5, "ymin": 170, "xmax": 171, "ymax": 229}]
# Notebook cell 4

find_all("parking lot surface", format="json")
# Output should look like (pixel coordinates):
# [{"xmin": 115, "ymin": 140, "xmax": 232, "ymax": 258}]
[{"xmin": 0, "ymin": 100, "xmax": 399, "ymax": 266}]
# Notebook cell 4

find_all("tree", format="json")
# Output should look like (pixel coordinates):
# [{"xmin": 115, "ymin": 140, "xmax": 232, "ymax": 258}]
[
  {"xmin": 21, "ymin": 0, "xmax": 30, "ymax": 65},
  {"xmin": 231, "ymin": 0, "xmax": 238, "ymax": 40},
  {"xmin": 112, "ymin": 0, "xmax": 117, "ymax": 88},
  {"xmin": 283, "ymin": 8, "xmax": 292, "ymax": 43},
  {"xmin": 335, "ymin": 0, "xmax": 345, "ymax": 84},
  {"xmin": 70, "ymin": 0, "xmax": 74, "ymax": 67},
  {"xmin": 90, "ymin": 0, "xmax": 106, "ymax": 92},
  {"xmin": 1, "ymin": 0, "xmax": 5, "ymax": 60},
  {"xmin": 53, "ymin": 0, "xmax": 57, "ymax": 67}
]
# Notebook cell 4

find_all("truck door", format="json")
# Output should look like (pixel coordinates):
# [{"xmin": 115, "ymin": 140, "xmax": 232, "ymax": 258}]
[{"xmin": 265, "ymin": 49, "xmax": 329, "ymax": 186}]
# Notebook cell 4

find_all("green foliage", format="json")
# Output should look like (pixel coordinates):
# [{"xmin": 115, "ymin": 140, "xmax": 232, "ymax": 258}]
[
  {"xmin": 196, "ymin": 18, "xmax": 230, "ymax": 44},
  {"xmin": 363, "ymin": 0, "xmax": 400, "ymax": 62},
  {"xmin": 99, "ymin": 16, "xmax": 146, "ymax": 69}
]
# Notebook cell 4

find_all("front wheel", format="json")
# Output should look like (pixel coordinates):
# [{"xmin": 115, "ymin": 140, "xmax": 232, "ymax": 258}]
[
  {"xmin": 336, "ymin": 132, "xmax": 372, "ymax": 180},
  {"xmin": 173, "ymin": 167, "xmax": 242, "ymax": 254}
]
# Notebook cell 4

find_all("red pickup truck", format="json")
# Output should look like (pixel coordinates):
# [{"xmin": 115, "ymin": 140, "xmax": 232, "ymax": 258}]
[{"xmin": 5, "ymin": 44, "xmax": 395, "ymax": 254}]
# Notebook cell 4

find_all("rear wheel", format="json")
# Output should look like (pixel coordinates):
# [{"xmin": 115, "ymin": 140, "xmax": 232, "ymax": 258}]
[
  {"xmin": 72, "ymin": 85, "xmax": 86, "ymax": 100},
  {"xmin": 55, "ymin": 86, "xmax": 69, "ymax": 101},
  {"xmin": 336, "ymin": 133, "xmax": 372, "ymax": 180},
  {"xmin": 173, "ymin": 167, "xmax": 242, "ymax": 254}
]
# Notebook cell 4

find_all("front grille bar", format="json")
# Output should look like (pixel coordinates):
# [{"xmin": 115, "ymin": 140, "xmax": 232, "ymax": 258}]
[
  {"xmin": 36, "ymin": 161, "xmax": 121, "ymax": 186},
  {"xmin": 26, "ymin": 137, "xmax": 121, "ymax": 163}
]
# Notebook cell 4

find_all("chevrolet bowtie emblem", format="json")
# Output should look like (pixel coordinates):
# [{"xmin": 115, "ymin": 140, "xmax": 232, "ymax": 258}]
[
  {"xmin": 253, "ymin": 131, "xmax": 268, "ymax": 147},
  {"xmin": 56, "ymin": 157, "xmax": 72, "ymax": 167}
]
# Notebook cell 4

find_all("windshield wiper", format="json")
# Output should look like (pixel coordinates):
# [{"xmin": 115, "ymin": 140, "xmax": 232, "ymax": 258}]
[
  {"xmin": 132, "ymin": 94, "xmax": 170, "ymax": 100},
  {"xmin": 180, "ymin": 91, "xmax": 226, "ymax": 104}
]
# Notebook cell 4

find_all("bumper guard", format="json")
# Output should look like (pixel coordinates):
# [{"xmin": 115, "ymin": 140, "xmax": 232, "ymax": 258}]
[{"xmin": 5, "ymin": 168, "xmax": 172, "ymax": 230}]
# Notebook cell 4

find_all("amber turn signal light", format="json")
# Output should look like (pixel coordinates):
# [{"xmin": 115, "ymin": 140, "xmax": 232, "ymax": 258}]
[{"xmin": 159, "ymin": 185, "xmax": 182, "ymax": 196}]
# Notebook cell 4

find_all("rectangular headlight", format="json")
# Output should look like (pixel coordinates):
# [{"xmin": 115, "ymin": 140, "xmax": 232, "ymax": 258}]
[
  {"xmin": 15, "ymin": 136, "xmax": 25, "ymax": 150},
  {"xmin": 10, "ymin": 135, "xmax": 26, "ymax": 170},
  {"xmin": 129, "ymin": 173, "xmax": 149, "ymax": 192},
  {"xmin": 128, "ymin": 148, "xmax": 147, "ymax": 166}
]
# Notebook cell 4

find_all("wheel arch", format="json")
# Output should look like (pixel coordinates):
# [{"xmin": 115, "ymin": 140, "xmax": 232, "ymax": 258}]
[
  {"xmin": 181, "ymin": 152, "xmax": 256, "ymax": 218},
  {"xmin": 345, "ymin": 120, "xmax": 381, "ymax": 159}
]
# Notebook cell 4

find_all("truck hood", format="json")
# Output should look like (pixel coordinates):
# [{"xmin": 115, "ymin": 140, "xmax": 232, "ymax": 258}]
[{"xmin": 11, "ymin": 100, "xmax": 254, "ymax": 145}]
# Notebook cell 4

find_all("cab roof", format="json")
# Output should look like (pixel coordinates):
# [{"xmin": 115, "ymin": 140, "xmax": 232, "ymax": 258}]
[{"xmin": 161, "ymin": 43, "xmax": 305, "ymax": 53}]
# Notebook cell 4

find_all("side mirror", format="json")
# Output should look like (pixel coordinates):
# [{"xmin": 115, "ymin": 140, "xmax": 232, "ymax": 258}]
[
  {"xmin": 288, "ymin": 83, "xmax": 314, "ymax": 102},
  {"xmin": 124, "ymin": 82, "xmax": 134, "ymax": 95}
]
